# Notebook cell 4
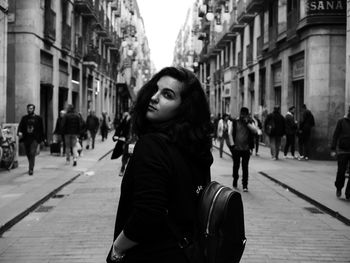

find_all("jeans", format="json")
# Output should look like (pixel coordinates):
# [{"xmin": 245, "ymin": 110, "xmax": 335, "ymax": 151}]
[
  {"xmin": 254, "ymin": 135, "xmax": 260, "ymax": 154},
  {"xmin": 218, "ymin": 134, "xmax": 230, "ymax": 157},
  {"xmin": 232, "ymin": 149, "xmax": 250, "ymax": 188},
  {"xmin": 87, "ymin": 130, "xmax": 97, "ymax": 149},
  {"xmin": 24, "ymin": 140, "xmax": 38, "ymax": 171},
  {"xmin": 298, "ymin": 133, "xmax": 311, "ymax": 158},
  {"xmin": 64, "ymin": 134, "xmax": 78, "ymax": 161},
  {"xmin": 335, "ymin": 153, "xmax": 350, "ymax": 197},
  {"xmin": 284, "ymin": 134, "xmax": 296, "ymax": 156},
  {"xmin": 269, "ymin": 136, "xmax": 282, "ymax": 159}
]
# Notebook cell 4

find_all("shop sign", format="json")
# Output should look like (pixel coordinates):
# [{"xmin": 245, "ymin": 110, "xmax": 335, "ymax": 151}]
[
  {"xmin": 223, "ymin": 84, "xmax": 231, "ymax": 97},
  {"xmin": 273, "ymin": 66, "xmax": 282, "ymax": 86},
  {"xmin": 292, "ymin": 58, "xmax": 304, "ymax": 79},
  {"xmin": 305, "ymin": 0, "xmax": 346, "ymax": 15}
]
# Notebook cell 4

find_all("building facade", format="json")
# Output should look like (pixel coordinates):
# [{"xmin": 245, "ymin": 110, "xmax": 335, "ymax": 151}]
[
  {"xmin": 184, "ymin": 0, "xmax": 347, "ymax": 159},
  {"xmin": 0, "ymin": 0, "xmax": 8, "ymax": 125},
  {"xmin": 6, "ymin": 0, "xmax": 151, "ymax": 142}
]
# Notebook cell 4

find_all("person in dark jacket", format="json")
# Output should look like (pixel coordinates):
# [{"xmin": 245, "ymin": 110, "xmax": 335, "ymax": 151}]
[
  {"xmin": 107, "ymin": 67, "xmax": 213, "ymax": 263},
  {"xmin": 112, "ymin": 111, "xmax": 132, "ymax": 177},
  {"xmin": 53, "ymin": 110, "xmax": 66, "ymax": 155},
  {"xmin": 228, "ymin": 107, "xmax": 258, "ymax": 192},
  {"xmin": 17, "ymin": 104, "xmax": 45, "ymax": 175},
  {"xmin": 284, "ymin": 106, "xmax": 298, "ymax": 159},
  {"xmin": 330, "ymin": 106, "xmax": 350, "ymax": 200},
  {"xmin": 61, "ymin": 104, "xmax": 82, "ymax": 166},
  {"xmin": 298, "ymin": 104, "xmax": 315, "ymax": 160},
  {"xmin": 100, "ymin": 111, "xmax": 110, "ymax": 141},
  {"xmin": 264, "ymin": 105, "xmax": 285, "ymax": 160},
  {"xmin": 85, "ymin": 110, "xmax": 99, "ymax": 149}
]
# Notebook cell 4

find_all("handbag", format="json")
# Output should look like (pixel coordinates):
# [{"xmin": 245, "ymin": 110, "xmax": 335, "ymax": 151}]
[{"xmin": 111, "ymin": 140, "xmax": 125, "ymax": 160}]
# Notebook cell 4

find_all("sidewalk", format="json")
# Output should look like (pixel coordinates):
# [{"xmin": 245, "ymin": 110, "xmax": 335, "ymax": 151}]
[
  {"xmin": 215, "ymin": 141, "xmax": 350, "ymax": 225},
  {"xmin": 0, "ymin": 135, "xmax": 115, "ymax": 236}
]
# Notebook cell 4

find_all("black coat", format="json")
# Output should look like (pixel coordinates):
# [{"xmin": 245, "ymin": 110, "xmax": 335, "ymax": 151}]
[
  {"xmin": 110, "ymin": 133, "xmax": 212, "ymax": 262},
  {"xmin": 18, "ymin": 114, "xmax": 45, "ymax": 143}
]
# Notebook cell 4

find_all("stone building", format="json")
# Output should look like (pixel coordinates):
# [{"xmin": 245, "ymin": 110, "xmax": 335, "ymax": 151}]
[
  {"xmin": 6, "ymin": 0, "xmax": 151, "ymax": 141},
  {"xmin": 0, "ymin": 0, "xmax": 8, "ymax": 125},
  {"xmin": 189, "ymin": 0, "xmax": 347, "ymax": 159}
]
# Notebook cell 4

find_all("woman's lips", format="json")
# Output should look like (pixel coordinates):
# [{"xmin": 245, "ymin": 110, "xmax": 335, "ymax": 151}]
[{"xmin": 148, "ymin": 105, "xmax": 157, "ymax": 111}]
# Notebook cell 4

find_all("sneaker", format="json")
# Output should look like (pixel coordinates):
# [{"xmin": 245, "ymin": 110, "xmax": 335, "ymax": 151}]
[
  {"xmin": 119, "ymin": 171, "xmax": 124, "ymax": 177},
  {"xmin": 243, "ymin": 187, "xmax": 248, "ymax": 192},
  {"xmin": 28, "ymin": 170, "xmax": 33, "ymax": 176},
  {"xmin": 86, "ymin": 145, "xmax": 90, "ymax": 150},
  {"xmin": 336, "ymin": 189, "xmax": 341, "ymax": 198},
  {"xmin": 298, "ymin": 155, "xmax": 304, "ymax": 161},
  {"xmin": 233, "ymin": 181, "xmax": 237, "ymax": 188},
  {"xmin": 304, "ymin": 157, "xmax": 309, "ymax": 161},
  {"xmin": 255, "ymin": 153, "xmax": 259, "ymax": 156},
  {"xmin": 272, "ymin": 157, "xmax": 277, "ymax": 161},
  {"xmin": 73, "ymin": 160, "xmax": 77, "ymax": 166},
  {"xmin": 283, "ymin": 155, "xmax": 288, "ymax": 159}
]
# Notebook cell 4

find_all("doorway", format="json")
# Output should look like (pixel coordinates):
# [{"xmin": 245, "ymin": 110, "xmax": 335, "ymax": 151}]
[
  {"xmin": 293, "ymin": 79, "xmax": 304, "ymax": 122},
  {"xmin": 40, "ymin": 84, "xmax": 53, "ymax": 142}
]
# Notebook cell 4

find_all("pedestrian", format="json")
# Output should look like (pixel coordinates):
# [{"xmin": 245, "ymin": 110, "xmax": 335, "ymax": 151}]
[
  {"xmin": 17, "ymin": 104, "xmax": 45, "ymax": 175},
  {"xmin": 297, "ymin": 104, "xmax": 315, "ymax": 160},
  {"xmin": 53, "ymin": 110, "xmax": 66, "ymax": 155},
  {"xmin": 217, "ymin": 113, "xmax": 231, "ymax": 158},
  {"xmin": 251, "ymin": 113, "xmax": 263, "ymax": 156},
  {"xmin": 85, "ymin": 110, "xmax": 99, "ymax": 150},
  {"xmin": 106, "ymin": 66, "xmax": 213, "ymax": 263},
  {"xmin": 213, "ymin": 113, "xmax": 221, "ymax": 140},
  {"xmin": 112, "ymin": 111, "xmax": 132, "ymax": 177},
  {"xmin": 284, "ymin": 106, "xmax": 298, "ymax": 159},
  {"xmin": 61, "ymin": 104, "xmax": 82, "ymax": 166},
  {"xmin": 100, "ymin": 111, "xmax": 110, "ymax": 141},
  {"xmin": 228, "ymin": 107, "xmax": 258, "ymax": 192},
  {"xmin": 264, "ymin": 105, "xmax": 285, "ymax": 160},
  {"xmin": 330, "ymin": 106, "xmax": 350, "ymax": 200},
  {"xmin": 77, "ymin": 112, "xmax": 86, "ymax": 157}
]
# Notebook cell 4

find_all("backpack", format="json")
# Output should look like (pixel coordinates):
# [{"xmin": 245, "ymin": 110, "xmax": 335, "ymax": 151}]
[{"xmin": 169, "ymin": 181, "xmax": 247, "ymax": 263}]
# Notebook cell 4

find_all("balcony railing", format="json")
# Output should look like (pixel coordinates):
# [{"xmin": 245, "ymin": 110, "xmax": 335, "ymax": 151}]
[
  {"xmin": 62, "ymin": 23, "xmax": 71, "ymax": 52},
  {"xmin": 75, "ymin": 34, "xmax": 83, "ymax": 59},
  {"xmin": 237, "ymin": 0, "xmax": 255, "ymax": 23},
  {"xmin": 83, "ymin": 44, "xmax": 100, "ymax": 67},
  {"xmin": 74, "ymin": 0, "xmax": 96, "ymax": 17},
  {"xmin": 44, "ymin": 8, "xmax": 56, "ymax": 43}
]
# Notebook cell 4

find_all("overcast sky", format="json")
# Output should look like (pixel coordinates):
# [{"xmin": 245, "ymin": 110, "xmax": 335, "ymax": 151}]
[{"xmin": 137, "ymin": 0, "xmax": 194, "ymax": 71}]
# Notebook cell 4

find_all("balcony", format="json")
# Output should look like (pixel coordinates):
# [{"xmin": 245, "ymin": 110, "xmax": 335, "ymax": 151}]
[
  {"xmin": 237, "ymin": 0, "xmax": 255, "ymax": 24},
  {"xmin": 198, "ymin": 32, "xmax": 208, "ymax": 41},
  {"xmin": 83, "ymin": 44, "xmax": 100, "ymax": 69},
  {"xmin": 229, "ymin": 7, "xmax": 245, "ymax": 33},
  {"xmin": 95, "ymin": 9, "xmax": 108, "ymax": 36},
  {"xmin": 75, "ymin": 34, "xmax": 83, "ymax": 59},
  {"xmin": 246, "ymin": 43, "xmax": 253, "ymax": 66},
  {"xmin": 62, "ymin": 23, "xmax": 72, "ymax": 53},
  {"xmin": 44, "ymin": 8, "xmax": 56, "ymax": 43},
  {"xmin": 246, "ymin": 0, "xmax": 264, "ymax": 13},
  {"xmin": 216, "ymin": 21, "xmax": 237, "ymax": 48},
  {"xmin": 74, "ymin": 0, "xmax": 96, "ymax": 18}
]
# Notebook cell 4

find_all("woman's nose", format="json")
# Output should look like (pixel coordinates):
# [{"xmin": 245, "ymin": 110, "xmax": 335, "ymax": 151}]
[{"xmin": 150, "ymin": 91, "xmax": 159, "ymax": 103}]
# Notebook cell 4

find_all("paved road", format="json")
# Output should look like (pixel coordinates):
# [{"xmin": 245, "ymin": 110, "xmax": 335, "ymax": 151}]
[{"xmin": 0, "ymin": 144, "xmax": 349, "ymax": 262}]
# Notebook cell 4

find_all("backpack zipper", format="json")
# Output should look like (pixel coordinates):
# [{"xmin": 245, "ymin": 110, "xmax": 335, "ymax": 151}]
[{"xmin": 205, "ymin": 186, "xmax": 225, "ymax": 235}]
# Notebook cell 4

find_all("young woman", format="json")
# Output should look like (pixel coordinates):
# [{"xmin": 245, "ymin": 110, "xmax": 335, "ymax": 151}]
[{"xmin": 107, "ymin": 67, "xmax": 213, "ymax": 263}]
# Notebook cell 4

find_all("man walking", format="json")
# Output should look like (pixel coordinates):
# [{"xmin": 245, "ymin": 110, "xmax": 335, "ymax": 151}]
[
  {"xmin": 228, "ymin": 107, "xmax": 258, "ymax": 192},
  {"xmin": 53, "ymin": 110, "xmax": 66, "ymax": 155},
  {"xmin": 298, "ymin": 104, "xmax": 315, "ymax": 160},
  {"xmin": 331, "ymin": 106, "xmax": 350, "ymax": 200},
  {"xmin": 17, "ymin": 104, "xmax": 45, "ymax": 175},
  {"xmin": 264, "ymin": 105, "xmax": 285, "ymax": 160},
  {"xmin": 62, "ymin": 104, "xmax": 82, "ymax": 166},
  {"xmin": 85, "ymin": 110, "xmax": 99, "ymax": 150},
  {"xmin": 284, "ymin": 106, "xmax": 298, "ymax": 159}
]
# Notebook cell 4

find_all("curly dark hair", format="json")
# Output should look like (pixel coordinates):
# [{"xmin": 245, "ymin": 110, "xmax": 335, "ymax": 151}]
[{"xmin": 132, "ymin": 66, "xmax": 212, "ymax": 157}]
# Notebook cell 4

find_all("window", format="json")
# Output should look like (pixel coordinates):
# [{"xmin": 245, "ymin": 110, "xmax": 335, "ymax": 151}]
[{"xmin": 278, "ymin": 0, "xmax": 287, "ymax": 34}]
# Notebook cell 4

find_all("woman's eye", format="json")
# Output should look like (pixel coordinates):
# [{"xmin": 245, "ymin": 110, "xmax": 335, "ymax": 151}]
[{"xmin": 162, "ymin": 90, "xmax": 174, "ymax": 99}]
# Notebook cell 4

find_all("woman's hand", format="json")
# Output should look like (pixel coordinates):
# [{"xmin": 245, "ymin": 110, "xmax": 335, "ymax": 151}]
[{"xmin": 110, "ymin": 242, "xmax": 125, "ymax": 262}]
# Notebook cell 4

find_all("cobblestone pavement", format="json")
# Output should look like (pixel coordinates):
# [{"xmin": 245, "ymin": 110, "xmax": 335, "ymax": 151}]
[{"xmin": 0, "ymin": 148, "xmax": 349, "ymax": 262}]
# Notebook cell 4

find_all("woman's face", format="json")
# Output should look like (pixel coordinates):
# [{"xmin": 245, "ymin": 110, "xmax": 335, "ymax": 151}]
[{"xmin": 146, "ymin": 76, "xmax": 183, "ymax": 123}]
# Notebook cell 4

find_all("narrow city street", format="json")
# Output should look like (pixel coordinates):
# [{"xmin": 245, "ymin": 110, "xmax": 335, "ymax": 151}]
[{"xmin": 0, "ymin": 144, "xmax": 349, "ymax": 263}]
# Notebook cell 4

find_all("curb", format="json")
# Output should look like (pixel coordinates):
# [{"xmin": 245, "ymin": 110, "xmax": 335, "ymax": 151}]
[
  {"xmin": 0, "ymin": 149, "xmax": 113, "ymax": 237},
  {"xmin": 213, "ymin": 145, "xmax": 350, "ymax": 226}
]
